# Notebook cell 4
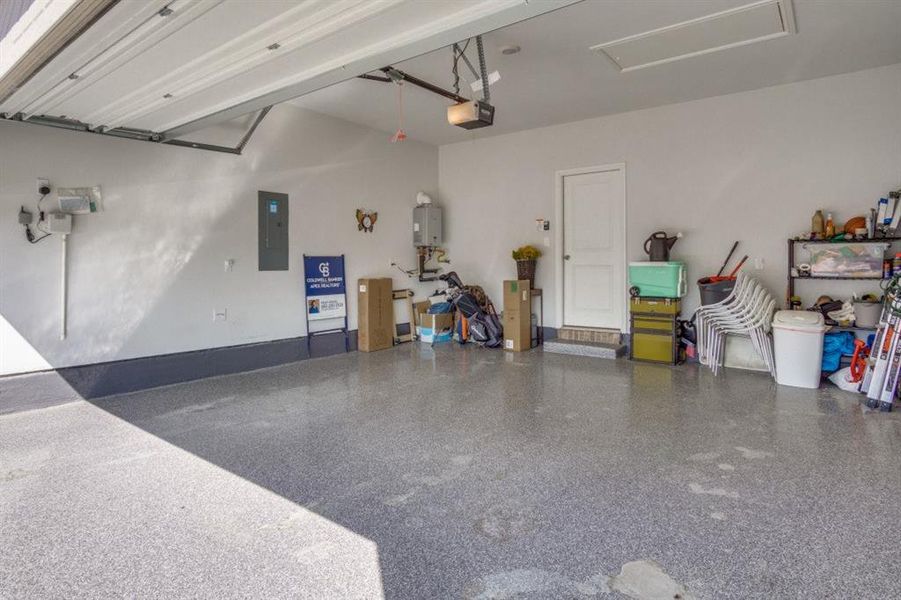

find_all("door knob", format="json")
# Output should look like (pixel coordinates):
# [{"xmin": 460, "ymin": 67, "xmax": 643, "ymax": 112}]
[{"xmin": 564, "ymin": 254, "xmax": 571, "ymax": 260}]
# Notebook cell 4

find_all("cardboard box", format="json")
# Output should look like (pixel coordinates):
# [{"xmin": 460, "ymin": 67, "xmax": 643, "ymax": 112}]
[
  {"xmin": 414, "ymin": 301, "xmax": 454, "ymax": 337},
  {"xmin": 416, "ymin": 326, "xmax": 453, "ymax": 344},
  {"xmin": 503, "ymin": 280, "xmax": 531, "ymax": 351},
  {"xmin": 358, "ymin": 278, "xmax": 393, "ymax": 352}
]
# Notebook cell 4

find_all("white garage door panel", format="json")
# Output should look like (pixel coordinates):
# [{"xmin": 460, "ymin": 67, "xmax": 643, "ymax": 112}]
[
  {"xmin": 49, "ymin": 1, "xmax": 294, "ymax": 120},
  {"xmin": 1, "ymin": 0, "xmax": 580, "ymax": 136},
  {"xmin": 124, "ymin": 0, "xmax": 514, "ymax": 132}
]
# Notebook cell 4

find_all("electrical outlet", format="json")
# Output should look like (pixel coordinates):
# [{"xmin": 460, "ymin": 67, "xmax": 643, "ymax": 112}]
[
  {"xmin": 754, "ymin": 257, "xmax": 765, "ymax": 270},
  {"xmin": 213, "ymin": 308, "xmax": 227, "ymax": 322},
  {"xmin": 224, "ymin": 258, "xmax": 235, "ymax": 272},
  {"xmin": 36, "ymin": 178, "xmax": 50, "ymax": 196}
]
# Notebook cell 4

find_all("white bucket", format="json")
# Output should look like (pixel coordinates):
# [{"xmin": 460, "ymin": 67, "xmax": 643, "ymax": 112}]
[{"xmin": 854, "ymin": 302, "xmax": 881, "ymax": 329}]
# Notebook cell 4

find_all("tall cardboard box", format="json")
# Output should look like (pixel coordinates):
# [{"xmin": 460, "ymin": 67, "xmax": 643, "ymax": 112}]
[
  {"xmin": 358, "ymin": 278, "xmax": 393, "ymax": 352},
  {"xmin": 503, "ymin": 280, "xmax": 531, "ymax": 351}
]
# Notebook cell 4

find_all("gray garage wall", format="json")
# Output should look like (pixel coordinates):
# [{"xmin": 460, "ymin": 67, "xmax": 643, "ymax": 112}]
[
  {"xmin": 438, "ymin": 64, "xmax": 901, "ymax": 327},
  {"xmin": 0, "ymin": 104, "xmax": 438, "ymax": 375}
]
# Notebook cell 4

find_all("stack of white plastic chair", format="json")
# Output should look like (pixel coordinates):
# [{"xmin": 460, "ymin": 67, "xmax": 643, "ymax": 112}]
[{"xmin": 694, "ymin": 272, "xmax": 777, "ymax": 377}]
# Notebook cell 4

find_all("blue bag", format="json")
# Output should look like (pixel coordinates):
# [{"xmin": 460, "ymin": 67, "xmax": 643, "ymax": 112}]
[
  {"xmin": 428, "ymin": 302, "xmax": 454, "ymax": 314},
  {"xmin": 822, "ymin": 332, "xmax": 856, "ymax": 373}
]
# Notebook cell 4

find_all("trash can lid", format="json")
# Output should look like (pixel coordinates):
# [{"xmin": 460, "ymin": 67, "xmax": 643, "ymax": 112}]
[{"xmin": 773, "ymin": 310, "xmax": 825, "ymax": 331}]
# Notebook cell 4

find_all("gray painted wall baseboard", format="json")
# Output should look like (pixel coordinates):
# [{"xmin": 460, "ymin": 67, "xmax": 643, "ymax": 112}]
[
  {"xmin": 1, "ymin": 324, "xmax": 558, "ymax": 414},
  {"xmin": 0, "ymin": 329, "xmax": 360, "ymax": 413}
]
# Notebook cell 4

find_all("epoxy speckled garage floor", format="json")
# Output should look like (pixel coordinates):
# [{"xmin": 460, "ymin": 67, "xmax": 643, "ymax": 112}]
[{"xmin": 2, "ymin": 345, "xmax": 901, "ymax": 599}]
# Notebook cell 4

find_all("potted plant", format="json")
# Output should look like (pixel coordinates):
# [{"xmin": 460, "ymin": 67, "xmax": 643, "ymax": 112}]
[{"xmin": 512, "ymin": 245, "xmax": 542, "ymax": 288}]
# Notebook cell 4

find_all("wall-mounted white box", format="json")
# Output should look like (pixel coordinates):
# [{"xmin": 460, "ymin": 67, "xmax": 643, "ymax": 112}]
[{"xmin": 47, "ymin": 213, "xmax": 72, "ymax": 234}]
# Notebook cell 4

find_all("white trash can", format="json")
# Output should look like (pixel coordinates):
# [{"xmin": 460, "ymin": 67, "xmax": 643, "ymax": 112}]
[{"xmin": 773, "ymin": 310, "xmax": 826, "ymax": 389}]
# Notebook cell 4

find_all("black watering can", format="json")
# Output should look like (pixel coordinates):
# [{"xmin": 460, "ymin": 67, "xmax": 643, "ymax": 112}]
[{"xmin": 644, "ymin": 231, "xmax": 682, "ymax": 262}]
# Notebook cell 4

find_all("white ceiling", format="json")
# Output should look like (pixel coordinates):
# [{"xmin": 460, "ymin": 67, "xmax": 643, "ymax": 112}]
[
  {"xmin": 0, "ymin": 0, "xmax": 578, "ymax": 138},
  {"xmin": 291, "ymin": 0, "xmax": 901, "ymax": 146}
]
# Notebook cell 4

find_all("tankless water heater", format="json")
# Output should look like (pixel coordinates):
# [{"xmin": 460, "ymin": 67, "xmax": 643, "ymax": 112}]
[{"xmin": 413, "ymin": 205, "xmax": 442, "ymax": 247}]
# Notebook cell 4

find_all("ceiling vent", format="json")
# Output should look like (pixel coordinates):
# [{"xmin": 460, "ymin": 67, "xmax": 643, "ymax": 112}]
[{"xmin": 591, "ymin": 0, "xmax": 796, "ymax": 72}]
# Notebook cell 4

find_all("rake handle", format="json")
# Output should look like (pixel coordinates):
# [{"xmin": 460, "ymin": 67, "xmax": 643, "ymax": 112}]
[
  {"xmin": 728, "ymin": 255, "xmax": 749, "ymax": 278},
  {"xmin": 717, "ymin": 241, "xmax": 739, "ymax": 277}
]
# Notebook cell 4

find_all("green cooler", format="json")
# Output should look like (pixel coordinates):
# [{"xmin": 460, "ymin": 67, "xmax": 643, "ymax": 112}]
[{"xmin": 628, "ymin": 261, "xmax": 686, "ymax": 299}]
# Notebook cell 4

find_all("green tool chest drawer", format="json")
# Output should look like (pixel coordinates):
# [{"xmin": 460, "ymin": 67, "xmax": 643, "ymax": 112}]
[
  {"xmin": 631, "ymin": 331, "xmax": 678, "ymax": 364},
  {"xmin": 630, "ymin": 296, "xmax": 681, "ymax": 316},
  {"xmin": 632, "ymin": 316, "xmax": 673, "ymax": 332}
]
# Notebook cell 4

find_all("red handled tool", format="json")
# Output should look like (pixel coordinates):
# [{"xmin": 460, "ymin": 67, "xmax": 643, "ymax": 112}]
[{"xmin": 850, "ymin": 339, "xmax": 870, "ymax": 383}]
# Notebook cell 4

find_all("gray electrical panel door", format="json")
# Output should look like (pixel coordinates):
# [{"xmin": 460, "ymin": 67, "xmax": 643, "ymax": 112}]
[
  {"xmin": 258, "ymin": 191, "xmax": 289, "ymax": 270},
  {"xmin": 413, "ymin": 205, "xmax": 442, "ymax": 246}
]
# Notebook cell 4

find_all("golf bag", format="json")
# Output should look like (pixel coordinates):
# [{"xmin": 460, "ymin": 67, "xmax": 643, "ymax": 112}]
[{"xmin": 440, "ymin": 271, "xmax": 503, "ymax": 348}]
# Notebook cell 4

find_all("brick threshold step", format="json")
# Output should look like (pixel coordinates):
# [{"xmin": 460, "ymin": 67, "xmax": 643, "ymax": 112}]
[{"xmin": 557, "ymin": 327, "xmax": 622, "ymax": 345}]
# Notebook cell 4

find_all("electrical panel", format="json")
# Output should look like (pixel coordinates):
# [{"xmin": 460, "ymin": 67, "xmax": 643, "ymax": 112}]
[
  {"xmin": 258, "ymin": 191, "xmax": 289, "ymax": 271},
  {"xmin": 413, "ymin": 205, "xmax": 442, "ymax": 246}
]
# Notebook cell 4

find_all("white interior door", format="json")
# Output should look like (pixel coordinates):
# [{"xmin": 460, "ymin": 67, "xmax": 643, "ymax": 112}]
[{"xmin": 562, "ymin": 168, "xmax": 625, "ymax": 329}]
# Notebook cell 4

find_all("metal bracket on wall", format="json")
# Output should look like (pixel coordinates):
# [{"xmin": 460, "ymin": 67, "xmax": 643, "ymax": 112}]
[{"xmin": 0, "ymin": 106, "xmax": 271, "ymax": 155}]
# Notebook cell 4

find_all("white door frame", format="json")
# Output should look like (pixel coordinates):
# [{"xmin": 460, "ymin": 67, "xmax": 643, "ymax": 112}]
[{"xmin": 554, "ymin": 163, "xmax": 628, "ymax": 332}]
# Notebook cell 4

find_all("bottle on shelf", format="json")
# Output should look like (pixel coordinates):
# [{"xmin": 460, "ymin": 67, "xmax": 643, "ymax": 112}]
[
  {"xmin": 825, "ymin": 212, "xmax": 835, "ymax": 238},
  {"xmin": 812, "ymin": 210, "xmax": 825, "ymax": 238}
]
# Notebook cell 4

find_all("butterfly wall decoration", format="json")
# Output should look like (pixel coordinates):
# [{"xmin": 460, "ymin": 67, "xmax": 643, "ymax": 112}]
[{"xmin": 356, "ymin": 209, "xmax": 378, "ymax": 233}]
